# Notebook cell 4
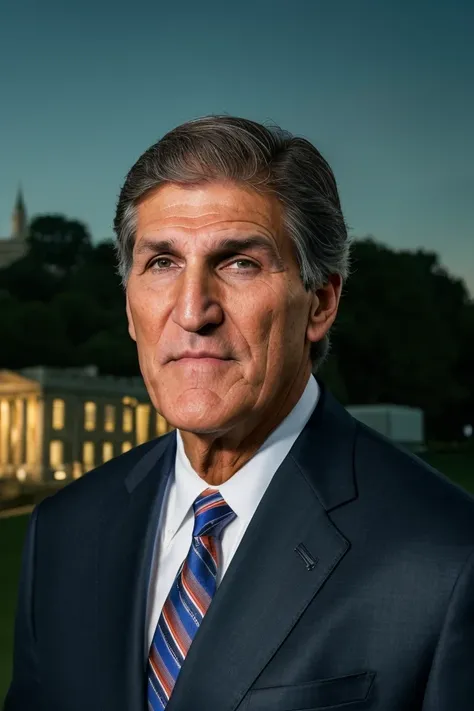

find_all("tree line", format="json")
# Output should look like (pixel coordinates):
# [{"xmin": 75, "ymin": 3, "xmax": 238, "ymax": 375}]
[{"xmin": 0, "ymin": 214, "xmax": 473, "ymax": 442}]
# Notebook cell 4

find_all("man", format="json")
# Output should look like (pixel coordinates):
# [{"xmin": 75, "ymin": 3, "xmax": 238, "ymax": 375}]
[{"xmin": 4, "ymin": 116, "xmax": 474, "ymax": 711}]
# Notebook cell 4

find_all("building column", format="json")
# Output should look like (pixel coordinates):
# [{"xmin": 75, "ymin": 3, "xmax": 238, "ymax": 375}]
[
  {"xmin": 36, "ymin": 397, "xmax": 45, "ymax": 482},
  {"xmin": 12, "ymin": 397, "xmax": 26, "ymax": 467},
  {"xmin": 9, "ymin": 400, "xmax": 17, "ymax": 471},
  {"xmin": 0, "ymin": 398, "xmax": 11, "ymax": 473},
  {"xmin": 26, "ymin": 396, "xmax": 39, "ymax": 479},
  {"xmin": 20, "ymin": 398, "xmax": 27, "ymax": 466}
]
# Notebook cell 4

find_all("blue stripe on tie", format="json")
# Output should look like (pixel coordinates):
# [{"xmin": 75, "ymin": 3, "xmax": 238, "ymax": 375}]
[
  {"xmin": 189, "ymin": 539, "xmax": 217, "ymax": 587},
  {"xmin": 177, "ymin": 564, "xmax": 206, "ymax": 625},
  {"xmin": 148, "ymin": 674, "xmax": 168, "ymax": 709},
  {"xmin": 170, "ymin": 586, "xmax": 200, "ymax": 637},
  {"xmin": 157, "ymin": 613, "xmax": 186, "ymax": 664},
  {"xmin": 154, "ymin": 626, "xmax": 181, "ymax": 677},
  {"xmin": 169, "ymin": 574, "xmax": 203, "ymax": 631}
]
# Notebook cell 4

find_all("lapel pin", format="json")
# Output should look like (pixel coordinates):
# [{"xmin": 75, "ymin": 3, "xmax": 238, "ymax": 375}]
[{"xmin": 295, "ymin": 543, "xmax": 318, "ymax": 571}]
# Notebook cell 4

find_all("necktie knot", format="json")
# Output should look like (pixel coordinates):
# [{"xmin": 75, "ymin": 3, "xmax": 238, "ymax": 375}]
[{"xmin": 192, "ymin": 487, "xmax": 236, "ymax": 538}]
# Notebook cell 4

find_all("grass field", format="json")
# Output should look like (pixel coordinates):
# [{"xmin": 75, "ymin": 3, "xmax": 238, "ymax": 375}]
[
  {"xmin": 0, "ymin": 515, "xmax": 29, "ymax": 705},
  {"xmin": 0, "ymin": 451, "xmax": 473, "ymax": 703},
  {"xmin": 423, "ymin": 451, "xmax": 474, "ymax": 496}
]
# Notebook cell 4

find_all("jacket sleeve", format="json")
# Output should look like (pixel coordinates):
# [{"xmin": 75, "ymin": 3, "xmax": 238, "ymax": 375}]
[
  {"xmin": 422, "ymin": 546, "xmax": 474, "ymax": 709},
  {"xmin": 3, "ymin": 505, "xmax": 42, "ymax": 711}
]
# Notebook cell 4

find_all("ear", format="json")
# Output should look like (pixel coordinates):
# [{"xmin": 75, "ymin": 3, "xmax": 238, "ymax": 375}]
[
  {"xmin": 126, "ymin": 291, "xmax": 137, "ymax": 342},
  {"xmin": 306, "ymin": 274, "xmax": 343, "ymax": 345}
]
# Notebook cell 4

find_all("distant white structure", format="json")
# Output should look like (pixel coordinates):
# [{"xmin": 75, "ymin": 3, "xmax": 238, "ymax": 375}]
[
  {"xmin": 0, "ymin": 366, "xmax": 173, "ymax": 484},
  {"xmin": 346, "ymin": 404, "xmax": 424, "ymax": 451}
]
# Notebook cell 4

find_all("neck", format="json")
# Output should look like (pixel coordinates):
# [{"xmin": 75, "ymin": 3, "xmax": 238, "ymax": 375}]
[{"xmin": 179, "ymin": 364, "xmax": 312, "ymax": 486}]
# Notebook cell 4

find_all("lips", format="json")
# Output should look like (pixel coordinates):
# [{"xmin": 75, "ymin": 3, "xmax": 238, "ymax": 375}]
[{"xmin": 174, "ymin": 352, "xmax": 229, "ymax": 361}]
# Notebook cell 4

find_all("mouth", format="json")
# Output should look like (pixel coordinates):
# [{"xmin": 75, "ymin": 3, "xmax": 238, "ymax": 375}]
[
  {"xmin": 172, "ymin": 351, "xmax": 231, "ymax": 362},
  {"xmin": 174, "ymin": 356, "xmax": 231, "ymax": 365}
]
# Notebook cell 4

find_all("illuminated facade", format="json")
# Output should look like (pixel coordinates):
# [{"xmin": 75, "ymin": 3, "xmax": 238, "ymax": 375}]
[{"xmin": 0, "ymin": 366, "xmax": 173, "ymax": 484}]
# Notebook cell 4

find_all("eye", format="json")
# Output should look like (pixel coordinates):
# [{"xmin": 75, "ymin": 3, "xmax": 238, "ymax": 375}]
[
  {"xmin": 149, "ymin": 256, "xmax": 176, "ymax": 270},
  {"xmin": 226, "ymin": 258, "xmax": 259, "ymax": 271}
]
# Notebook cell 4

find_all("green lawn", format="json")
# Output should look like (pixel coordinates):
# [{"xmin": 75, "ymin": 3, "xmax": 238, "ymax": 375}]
[
  {"xmin": 0, "ymin": 515, "xmax": 30, "ymax": 705},
  {"xmin": 0, "ymin": 451, "xmax": 473, "ymax": 703},
  {"xmin": 423, "ymin": 451, "xmax": 474, "ymax": 495}
]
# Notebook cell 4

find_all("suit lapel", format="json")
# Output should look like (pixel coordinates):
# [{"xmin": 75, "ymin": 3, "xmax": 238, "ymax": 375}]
[
  {"xmin": 166, "ymin": 386, "xmax": 359, "ymax": 711},
  {"xmin": 96, "ymin": 432, "xmax": 176, "ymax": 710}
]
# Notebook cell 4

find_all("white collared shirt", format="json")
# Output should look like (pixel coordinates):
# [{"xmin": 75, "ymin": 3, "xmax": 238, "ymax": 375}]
[{"xmin": 145, "ymin": 374, "xmax": 320, "ymax": 656}]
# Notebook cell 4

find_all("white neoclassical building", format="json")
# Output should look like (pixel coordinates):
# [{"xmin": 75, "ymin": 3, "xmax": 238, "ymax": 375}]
[{"xmin": 0, "ymin": 366, "xmax": 172, "ymax": 484}]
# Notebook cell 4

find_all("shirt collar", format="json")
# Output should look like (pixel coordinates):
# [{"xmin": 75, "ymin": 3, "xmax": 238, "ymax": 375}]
[{"xmin": 173, "ymin": 374, "xmax": 319, "ymax": 533}]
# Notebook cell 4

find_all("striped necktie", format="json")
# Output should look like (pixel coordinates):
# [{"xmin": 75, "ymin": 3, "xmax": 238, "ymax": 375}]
[{"xmin": 147, "ymin": 487, "xmax": 236, "ymax": 709}]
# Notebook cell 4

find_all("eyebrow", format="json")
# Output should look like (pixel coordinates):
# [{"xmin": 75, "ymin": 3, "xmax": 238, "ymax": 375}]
[
  {"xmin": 134, "ymin": 235, "xmax": 284, "ymax": 267},
  {"xmin": 134, "ymin": 238, "xmax": 176, "ymax": 257}
]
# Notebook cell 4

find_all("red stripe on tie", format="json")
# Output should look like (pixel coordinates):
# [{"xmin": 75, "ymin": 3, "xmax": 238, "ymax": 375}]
[
  {"xmin": 201, "ymin": 535, "xmax": 219, "ymax": 567},
  {"xmin": 149, "ymin": 646, "xmax": 173, "ymax": 700},
  {"xmin": 195, "ymin": 499, "xmax": 224, "ymax": 516},
  {"xmin": 181, "ymin": 562, "xmax": 209, "ymax": 617},
  {"xmin": 162, "ymin": 604, "xmax": 189, "ymax": 658}
]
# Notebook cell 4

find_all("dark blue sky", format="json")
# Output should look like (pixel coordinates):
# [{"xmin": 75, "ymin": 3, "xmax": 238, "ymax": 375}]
[{"xmin": 1, "ymin": 0, "xmax": 473, "ymax": 293}]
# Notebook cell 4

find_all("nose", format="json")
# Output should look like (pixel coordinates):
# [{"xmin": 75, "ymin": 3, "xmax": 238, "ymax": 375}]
[{"xmin": 171, "ymin": 264, "xmax": 223, "ymax": 333}]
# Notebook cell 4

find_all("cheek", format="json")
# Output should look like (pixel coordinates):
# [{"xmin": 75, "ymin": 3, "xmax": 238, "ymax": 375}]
[
  {"xmin": 268, "ymin": 293, "xmax": 309, "ymax": 354},
  {"xmin": 128, "ymin": 289, "xmax": 167, "ymax": 344},
  {"xmin": 225, "ymin": 287, "xmax": 274, "ymax": 352}
]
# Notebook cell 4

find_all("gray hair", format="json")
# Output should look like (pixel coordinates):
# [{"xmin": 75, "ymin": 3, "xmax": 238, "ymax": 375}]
[{"xmin": 114, "ymin": 115, "xmax": 351, "ymax": 369}]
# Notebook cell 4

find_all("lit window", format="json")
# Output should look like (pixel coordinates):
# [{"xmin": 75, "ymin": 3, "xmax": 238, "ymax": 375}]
[
  {"xmin": 102, "ymin": 441, "xmax": 114, "ymax": 463},
  {"xmin": 156, "ymin": 413, "xmax": 168, "ymax": 436},
  {"xmin": 136, "ymin": 404, "xmax": 150, "ymax": 445},
  {"xmin": 52, "ymin": 398, "xmax": 65, "ymax": 430},
  {"xmin": 84, "ymin": 402, "xmax": 96, "ymax": 431},
  {"xmin": 104, "ymin": 405, "xmax": 115, "ymax": 432},
  {"xmin": 49, "ymin": 440, "xmax": 64, "ymax": 468},
  {"xmin": 122, "ymin": 396, "xmax": 138, "ymax": 407},
  {"xmin": 121, "ymin": 441, "xmax": 133, "ymax": 453},
  {"xmin": 122, "ymin": 406, "xmax": 133, "ymax": 433},
  {"xmin": 83, "ymin": 441, "xmax": 95, "ymax": 470},
  {"xmin": 72, "ymin": 461, "xmax": 83, "ymax": 479}
]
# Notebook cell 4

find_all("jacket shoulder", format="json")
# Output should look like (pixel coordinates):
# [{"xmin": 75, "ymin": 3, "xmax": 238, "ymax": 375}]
[
  {"xmin": 354, "ymin": 420, "xmax": 474, "ymax": 542},
  {"xmin": 37, "ymin": 433, "xmax": 173, "ymax": 520}
]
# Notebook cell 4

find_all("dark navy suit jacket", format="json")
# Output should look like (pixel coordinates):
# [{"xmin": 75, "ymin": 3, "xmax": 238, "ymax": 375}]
[{"xmin": 4, "ymin": 384, "xmax": 474, "ymax": 710}]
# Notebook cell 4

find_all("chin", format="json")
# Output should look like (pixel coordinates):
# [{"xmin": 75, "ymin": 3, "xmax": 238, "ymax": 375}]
[
  {"xmin": 174, "ymin": 421, "xmax": 224, "ymax": 435},
  {"xmin": 164, "ymin": 409, "xmax": 231, "ymax": 435},
  {"xmin": 160, "ymin": 392, "xmax": 239, "ymax": 435}
]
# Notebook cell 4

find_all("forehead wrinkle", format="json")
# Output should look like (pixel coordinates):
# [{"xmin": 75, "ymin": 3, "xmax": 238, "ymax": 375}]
[
  {"xmin": 157, "ymin": 207, "xmax": 274, "ymax": 225},
  {"xmin": 139, "ymin": 213, "xmax": 275, "ymax": 232},
  {"xmin": 139, "ymin": 190, "xmax": 278, "ymax": 224}
]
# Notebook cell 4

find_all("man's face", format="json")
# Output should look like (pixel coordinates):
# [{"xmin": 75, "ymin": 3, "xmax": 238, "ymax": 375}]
[{"xmin": 126, "ymin": 181, "xmax": 331, "ymax": 434}]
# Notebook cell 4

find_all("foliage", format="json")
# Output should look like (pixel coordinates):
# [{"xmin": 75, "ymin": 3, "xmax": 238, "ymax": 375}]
[
  {"xmin": 320, "ymin": 239, "xmax": 474, "ymax": 439},
  {"xmin": 28, "ymin": 215, "xmax": 92, "ymax": 275}
]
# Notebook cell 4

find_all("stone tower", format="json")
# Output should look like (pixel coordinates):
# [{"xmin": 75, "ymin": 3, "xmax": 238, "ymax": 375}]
[{"xmin": 11, "ymin": 187, "xmax": 28, "ymax": 240}]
